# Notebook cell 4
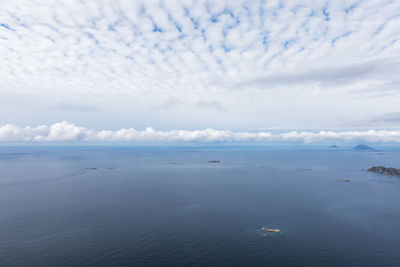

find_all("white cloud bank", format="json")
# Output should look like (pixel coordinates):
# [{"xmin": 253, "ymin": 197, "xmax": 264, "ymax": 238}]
[{"xmin": 2, "ymin": 121, "xmax": 400, "ymax": 144}]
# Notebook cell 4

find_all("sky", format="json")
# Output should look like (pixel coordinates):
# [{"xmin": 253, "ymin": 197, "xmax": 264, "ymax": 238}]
[{"xmin": 0, "ymin": 0, "xmax": 400, "ymax": 143}]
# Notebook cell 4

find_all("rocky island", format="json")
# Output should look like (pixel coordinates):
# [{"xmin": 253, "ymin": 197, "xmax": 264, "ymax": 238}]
[
  {"xmin": 261, "ymin": 226, "xmax": 281, "ymax": 236},
  {"xmin": 208, "ymin": 160, "xmax": 221, "ymax": 163},
  {"xmin": 368, "ymin": 166, "xmax": 400, "ymax": 176}
]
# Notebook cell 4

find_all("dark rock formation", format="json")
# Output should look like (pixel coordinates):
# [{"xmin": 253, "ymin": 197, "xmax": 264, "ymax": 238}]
[
  {"xmin": 368, "ymin": 166, "xmax": 400, "ymax": 176},
  {"xmin": 353, "ymin": 144, "xmax": 375, "ymax": 151},
  {"xmin": 343, "ymin": 179, "xmax": 351, "ymax": 182},
  {"xmin": 208, "ymin": 160, "xmax": 221, "ymax": 163}
]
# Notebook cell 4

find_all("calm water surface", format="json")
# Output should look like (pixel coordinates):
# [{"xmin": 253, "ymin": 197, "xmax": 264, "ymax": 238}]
[{"xmin": 0, "ymin": 146, "xmax": 399, "ymax": 266}]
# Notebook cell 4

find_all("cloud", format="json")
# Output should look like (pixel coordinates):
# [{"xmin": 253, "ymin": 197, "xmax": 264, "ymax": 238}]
[
  {"xmin": 152, "ymin": 97, "xmax": 183, "ymax": 111},
  {"xmin": 152, "ymin": 98, "xmax": 225, "ymax": 112},
  {"xmin": 344, "ymin": 112, "xmax": 400, "ymax": 128},
  {"xmin": 195, "ymin": 100, "xmax": 225, "ymax": 111},
  {"xmin": 373, "ymin": 112, "xmax": 400, "ymax": 124},
  {"xmin": 51, "ymin": 102, "xmax": 99, "ymax": 112},
  {"xmin": 2, "ymin": 121, "xmax": 400, "ymax": 143},
  {"xmin": 0, "ymin": 0, "xmax": 399, "ymax": 129},
  {"xmin": 234, "ymin": 57, "xmax": 400, "ymax": 91}
]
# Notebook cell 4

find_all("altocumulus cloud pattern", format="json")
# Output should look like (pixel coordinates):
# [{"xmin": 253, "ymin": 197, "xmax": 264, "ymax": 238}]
[
  {"xmin": 0, "ymin": 0, "xmax": 399, "ymax": 131},
  {"xmin": 2, "ymin": 121, "xmax": 400, "ymax": 143}
]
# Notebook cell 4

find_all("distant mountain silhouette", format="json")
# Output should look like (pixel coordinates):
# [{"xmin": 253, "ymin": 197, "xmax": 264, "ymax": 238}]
[{"xmin": 353, "ymin": 144, "xmax": 375, "ymax": 151}]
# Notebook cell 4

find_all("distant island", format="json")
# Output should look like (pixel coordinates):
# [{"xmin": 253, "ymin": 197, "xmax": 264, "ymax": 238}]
[
  {"xmin": 353, "ymin": 144, "xmax": 375, "ymax": 151},
  {"xmin": 208, "ymin": 160, "xmax": 221, "ymax": 163},
  {"xmin": 368, "ymin": 166, "xmax": 400, "ymax": 176},
  {"xmin": 329, "ymin": 145, "xmax": 338, "ymax": 148}
]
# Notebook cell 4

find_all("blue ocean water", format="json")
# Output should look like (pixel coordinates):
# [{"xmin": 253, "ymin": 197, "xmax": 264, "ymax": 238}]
[{"xmin": 0, "ymin": 146, "xmax": 399, "ymax": 266}]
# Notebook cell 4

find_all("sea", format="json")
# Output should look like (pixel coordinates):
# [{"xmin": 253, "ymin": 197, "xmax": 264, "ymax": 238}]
[{"xmin": 0, "ymin": 146, "xmax": 399, "ymax": 266}]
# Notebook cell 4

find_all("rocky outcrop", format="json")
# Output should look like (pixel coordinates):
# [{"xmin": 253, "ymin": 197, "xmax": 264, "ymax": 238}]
[
  {"xmin": 261, "ymin": 227, "xmax": 281, "ymax": 233},
  {"xmin": 208, "ymin": 160, "xmax": 221, "ymax": 163},
  {"xmin": 368, "ymin": 166, "xmax": 400, "ymax": 176}
]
